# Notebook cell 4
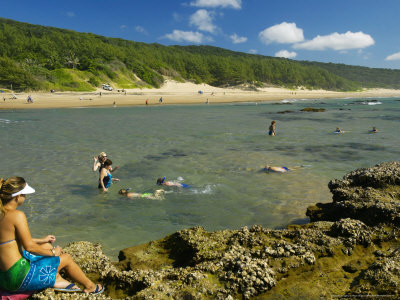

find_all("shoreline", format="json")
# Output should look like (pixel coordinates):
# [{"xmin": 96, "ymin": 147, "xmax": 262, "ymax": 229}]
[{"xmin": 1, "ymin": 81, "xmax": 400, "ymax": 109}]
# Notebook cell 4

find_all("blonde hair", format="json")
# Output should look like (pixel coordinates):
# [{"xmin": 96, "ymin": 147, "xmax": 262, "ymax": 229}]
[{"xmin": 0, "ymin": 177, "xmax": 26, "ymax": 217}]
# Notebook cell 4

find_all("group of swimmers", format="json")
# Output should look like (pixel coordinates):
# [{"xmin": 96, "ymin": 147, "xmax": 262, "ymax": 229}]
[
  {"xmin": 93, "ymin": 153, "xmax": 191, "ymax": 199},
  {"xmin": 334, "ymin": 126, "xmax": 378, "ymax": 134}
]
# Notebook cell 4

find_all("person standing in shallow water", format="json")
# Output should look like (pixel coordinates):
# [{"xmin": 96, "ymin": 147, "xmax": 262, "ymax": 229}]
[{"xmin": 268, "ymin": 121, "xmax": 276, "ymax": 136}]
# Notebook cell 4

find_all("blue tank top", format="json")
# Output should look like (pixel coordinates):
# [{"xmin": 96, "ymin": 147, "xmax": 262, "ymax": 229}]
[{"xmin": 98, "ymin": 171, "xmax": 112, "ymax": 188}]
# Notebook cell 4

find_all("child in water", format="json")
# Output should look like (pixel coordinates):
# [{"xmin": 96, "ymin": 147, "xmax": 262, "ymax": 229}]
[
  {"xmin": 119, "ymin": 189, "xmax": 165, "ymax": 200},
  {"xmin": 268, "ymin": 121, "xmax": 276, "ymax": 136}
]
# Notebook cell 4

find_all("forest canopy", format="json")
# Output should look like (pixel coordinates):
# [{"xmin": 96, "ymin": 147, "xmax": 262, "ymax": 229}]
[{"xmin": 1, "ymin": 18, "xmax": 399, "ymax": 92}]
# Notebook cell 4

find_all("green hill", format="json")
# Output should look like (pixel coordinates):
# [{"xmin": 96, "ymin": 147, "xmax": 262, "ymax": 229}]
[{"xmin": 0, "ymin": 18, "xmax": 399, "ymax": 92}]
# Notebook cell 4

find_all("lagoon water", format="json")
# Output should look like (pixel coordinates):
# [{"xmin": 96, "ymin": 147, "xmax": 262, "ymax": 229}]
[{"xmin": 1, "ymin": 97, "xmax": 400, "ymax": 258}]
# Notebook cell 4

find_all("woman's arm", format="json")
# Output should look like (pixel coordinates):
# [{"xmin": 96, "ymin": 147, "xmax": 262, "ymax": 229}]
[
  {"xmin": 110, "ymin": 166, "xmax": 119, "ymax": 173},
  {"xmin": 93, "ymin": 156, "xmax": 100, "ymax": 171},
  {"xmin": 32, "ymin": 235, "xmax": 56, "ymax": 245},
  {"xmin": 14, "ymin": 211, "xmax": 60, "ymax": 257}
]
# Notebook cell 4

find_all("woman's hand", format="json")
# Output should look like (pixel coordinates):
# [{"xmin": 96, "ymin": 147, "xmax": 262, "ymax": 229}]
[
  {"xmin": 44, "ymin": 235, "xmax": 56, "ymax": 244},
  {"xmin": 93, "ymin": 156, "xmax": 98, "ymax": 162},
  {"xmin": 103, "ymin": 188, "xmax": 108, "ymax": 192},
  {"xmin": 113, "ymin": 178, "xmax": 120, "ymax": 182}
]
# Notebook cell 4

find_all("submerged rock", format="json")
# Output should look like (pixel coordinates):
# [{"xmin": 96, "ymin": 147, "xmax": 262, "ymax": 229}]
[
  {"xmin": 300, "ymin": 107, "xmax": 326, "ymax": 112},
  {"xmin": 29, "ymin": 161, "xmax": 400, "ymax": 299}
]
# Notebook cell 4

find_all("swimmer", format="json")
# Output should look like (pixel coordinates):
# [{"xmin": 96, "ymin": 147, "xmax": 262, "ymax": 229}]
[
  {"xmin": 119, "ymin": 189, "xmax": 165, "ymax": 200},
  {"xmin": 156, "ymin": 177, "xmax": 191, "ymax": 188},
  {"xmin": 334, "ymin": 127, "xmax": 343, "ymax": 133},
  {"xmin": 370, "ymin": 126, "xmax": 378, "ymax": 133},
  {"xmin": 263, "ymin": 164, "xmax": 302, "ymax": 173}
]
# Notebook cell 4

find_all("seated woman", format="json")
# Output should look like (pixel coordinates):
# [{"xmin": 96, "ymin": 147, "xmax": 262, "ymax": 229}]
[
  {"xmin": 156, "ymin": 177, "xmax": 191, "ymax": 188},
  {"xmin": 0, "ymin": 177, "xmax": 104, "ymax": 295},
  {"xmin": 99, "ymin": 159, "xmax": 120, "ymax": 192},
  {"xmin": 119, "ymin": 189, "xmax": 165, "ymax": 200}
]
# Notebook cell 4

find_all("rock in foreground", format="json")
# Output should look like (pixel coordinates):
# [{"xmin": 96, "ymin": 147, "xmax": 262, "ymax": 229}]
[{"xmin": 31, "ymin": 162, "xmax": 400, "ymax": 299}]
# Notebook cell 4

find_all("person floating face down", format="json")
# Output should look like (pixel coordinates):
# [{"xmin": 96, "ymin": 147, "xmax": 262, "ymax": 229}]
[
  {"xmin": 118, "ymin": 188, "xmax": 165, "ymax": 200},
  {"xmin": 156, "ymin": 177, "xmax": 191, "ymax": 188}
]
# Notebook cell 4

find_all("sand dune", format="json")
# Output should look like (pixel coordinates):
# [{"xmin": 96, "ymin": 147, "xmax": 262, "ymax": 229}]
[{"xmin": 1, "ymin": 80, "xmax": 400, "ymax": 109}]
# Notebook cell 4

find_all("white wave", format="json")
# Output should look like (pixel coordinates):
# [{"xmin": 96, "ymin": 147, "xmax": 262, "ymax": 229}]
[
  {"xmin": 367, "ymin": 101, "xmax": 382, "ymax": 105},
  {"xmin": 190, "ymin": 184, "xmax": 216, "ymax": 195},
  {"xmin": 0, "ymin": 118, "xmax": 11, "ymax": 124}
]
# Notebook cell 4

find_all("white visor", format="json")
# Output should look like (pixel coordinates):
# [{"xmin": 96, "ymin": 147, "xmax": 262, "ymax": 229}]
[{"xmin": 11, "ymin": 183, "xmax": 35, "ymax": 197}]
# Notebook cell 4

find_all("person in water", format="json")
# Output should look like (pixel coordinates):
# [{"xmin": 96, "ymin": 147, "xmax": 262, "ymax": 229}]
[
  {"xmin": 93, "ymin": 152, "xmax": 119, "ymax": 173},
  {"xmin": 370, "ymin": 126, "xmax": 378, "ymax": 133},
  {"xmin": 263, "ymin": 165, "xmax": 302, "ymax": 173},
  {"xmin": 268, "ymin": 121, "xmax": 276, "ymax": 136},
  {"xmin": 156, "ymin": 177, "xmax": 191, "ymax": 188},
  {"xmin": 0, "ymin": 177, "xmax": 104, "ymax": 295},
  {"xmin": 334, "ymin": 127, "xmax": 343, "ymax": 133},
  {"xmin": 99, "ymin": 159, "xmax": 120, "ymax": 192},
  {"xmin": 119, "ymin": 189, "xmax": 165, "ymax": 200}
]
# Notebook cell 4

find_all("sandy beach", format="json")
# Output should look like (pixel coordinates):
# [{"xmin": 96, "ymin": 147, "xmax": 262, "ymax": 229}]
[{"xmin": 1, "ymin": 80, "xmax": 400, "ymax": 109}]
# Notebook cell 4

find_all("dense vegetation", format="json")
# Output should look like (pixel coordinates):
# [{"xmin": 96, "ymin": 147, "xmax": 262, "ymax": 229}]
[{"xmin": 0, "ymin": 18, "xmax": 399, "ymax": 92}]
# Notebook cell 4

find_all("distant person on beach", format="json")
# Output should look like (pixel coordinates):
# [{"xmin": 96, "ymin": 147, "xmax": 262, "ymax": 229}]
[
  {"xmin": 262, "ymin": 164, "xmax": 302, "ymax": 173},
  {"xmin": 156, "ymin": 177, "xmax": 190, "ymax": 188},
  {"xmin": 268, "ymin": 121, "xmax": 276, "ymax": 136},
  {"xmin": 27, "ymin": 95, "xmax": 33, "ymax": 103},
  {"xmin": 159, "ymin": 97, "xmax": 163, "ymax": 103},
  {"xmin": 93, "ymin": 152, "xmax": 119, "ymax": 173},
  {"xmin": 118, "ymin": 188, "xmax": 165, "ymax": 200},
  {"xmin": 113, "ymin": 100, "xmax": 116, "ymax": 107},
  {"xmin": 98, "ymin": 159, "xmax": 120, "ymax": 192},
  {"xmin": 0, "ymin": 176, "xmax": 104, "ymax": 295},
  {"xmin": 334, "ymin": 127, "xmax": 343, "ymax": 133},
  {"xmin": 146, "ymin": 99, "xmax": 148, "ymax": 105}
]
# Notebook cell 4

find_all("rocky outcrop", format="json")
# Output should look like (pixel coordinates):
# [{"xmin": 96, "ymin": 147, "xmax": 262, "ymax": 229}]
[
  {"xmin": 30, "ymin": 162, "xmax": 400, "ymax": 299},
  {"xmin": 307, "ymin": 161, "xmax": 400, "ymax": 226}
]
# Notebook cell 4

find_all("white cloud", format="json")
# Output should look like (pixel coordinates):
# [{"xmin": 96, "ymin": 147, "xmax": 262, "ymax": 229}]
[
  {"xmin": 248, "ymin": 49, "xmax": 258, "ymax": 54},
  {"xmin": 66, "ymin": 11, "xmax": 75, "ymax": 17},
  {"xmin": 385, "ymin": 52, "xmax": 400, "ymax": 61},
  {"xmin": 120, "ymin": 25, "xmax": 127, "ymax": 29},
  {"xmin": 135, "ymin": 26, "xmax": 148, "ymax": 35},
  {"xmin": 164, "ymin": 30, "xmax": 212, "ymax": 43},
  {"xmin": 294, "ymin": 31, "xmax": 374, "ymax": 51},
  {"xmin": 275, "ymin": 50, "xmax": 297, "ymax": 59},
  {"xmin": 259, "ymin": 22, "xmax": 304, "ymax": 44},
  {"xmin": 190, "ymin": 9, "xmax": 217, "ymax": 33},
  {"xmin": 230, "ymin": 33, "xmax": 247, "ymax": 44},
  {"xmin": 190, "ymin": 0, "xmax": 241, "ymax": 9}
]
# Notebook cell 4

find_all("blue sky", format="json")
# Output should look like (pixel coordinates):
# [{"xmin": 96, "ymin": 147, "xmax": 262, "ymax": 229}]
[{"xmin": 2, "ymin": 0, "xmax": 400, "ymax": 69}]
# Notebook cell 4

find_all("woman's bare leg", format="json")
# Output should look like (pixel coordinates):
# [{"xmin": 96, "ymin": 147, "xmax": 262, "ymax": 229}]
[{"xmin": 57, "ymin": 253, "xmax": 101, "ymax": 293}]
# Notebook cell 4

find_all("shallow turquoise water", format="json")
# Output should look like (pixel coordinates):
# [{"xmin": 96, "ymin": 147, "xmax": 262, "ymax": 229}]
[{"xmin": 1, "ymin": 97, "xmax": 399, "ymax": 258}]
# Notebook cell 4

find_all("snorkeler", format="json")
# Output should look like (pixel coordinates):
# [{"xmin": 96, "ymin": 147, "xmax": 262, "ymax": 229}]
[
  {"xmin": 156, "ymin": 177, "xmax": 191, "ymax": 188},
  {"xmin": 119, "ymin": 189, "xmax": 164, "ymax": 200},
  {"xmin": 262, "ymin": 165, "xmax": 302, "ymax": 173},
  {"xmin": 334, "ymin": 127, "xmax": 343, "ymax": 133}
]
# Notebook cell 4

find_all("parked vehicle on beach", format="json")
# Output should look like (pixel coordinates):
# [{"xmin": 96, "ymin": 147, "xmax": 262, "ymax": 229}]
[{"xmin": 102, "ymin": 84, "xmax": 113, "ymax": 91}]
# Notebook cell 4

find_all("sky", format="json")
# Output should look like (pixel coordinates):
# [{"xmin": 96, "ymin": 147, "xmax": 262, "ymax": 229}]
[{"xmin": 2, "ymin": 0, "xmax": 400, "ymax": 69}]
